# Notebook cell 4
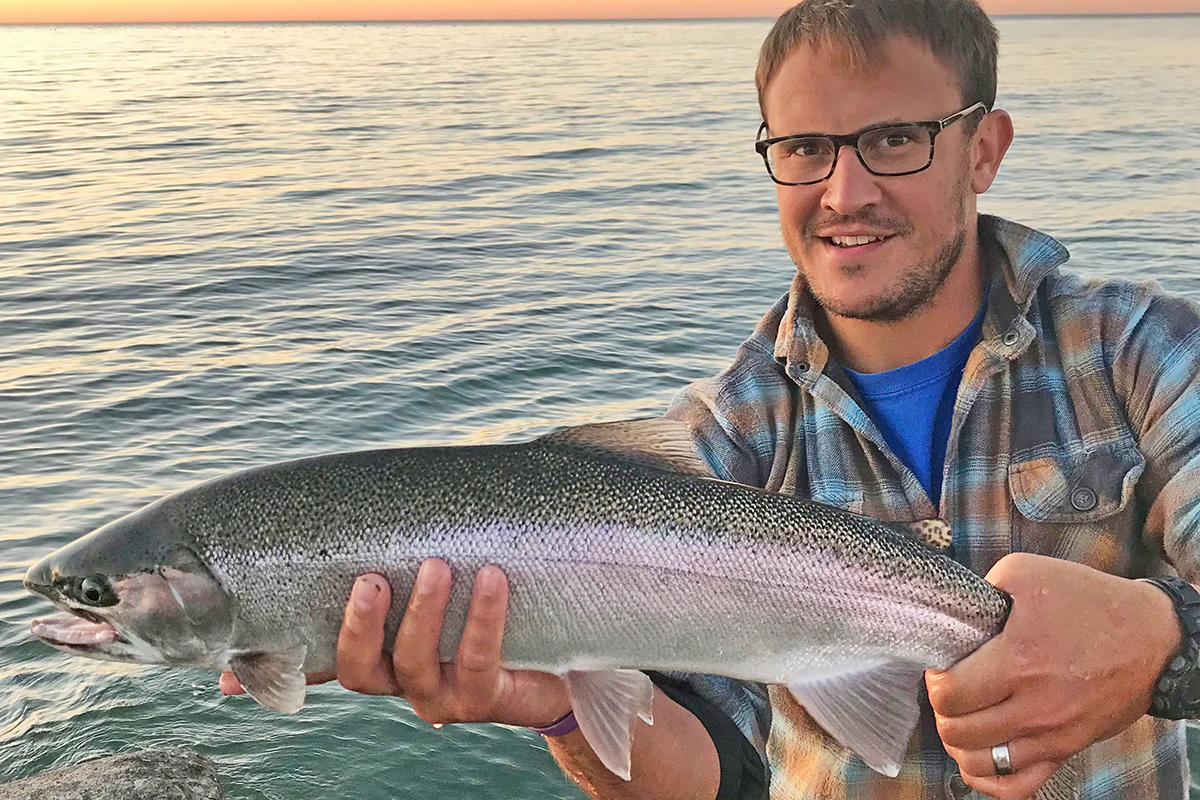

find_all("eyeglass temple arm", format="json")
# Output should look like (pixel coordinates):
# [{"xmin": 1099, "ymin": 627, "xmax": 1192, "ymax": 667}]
[{"xmin": 940, "ymin": 101, "xmax": 990, "ymax": 129}]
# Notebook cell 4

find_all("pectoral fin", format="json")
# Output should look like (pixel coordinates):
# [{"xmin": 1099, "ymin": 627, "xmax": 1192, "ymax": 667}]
[
  {"xmin": 787, "ymin": 660, "xmax": 927, "ymax": 777},
  {"xmin": 229, "ymin": 645, "xmax": 308, "ymax": 714},
  {"xmin": 561, "ymin": 669, "xmax": 655, "ymax": 781}
]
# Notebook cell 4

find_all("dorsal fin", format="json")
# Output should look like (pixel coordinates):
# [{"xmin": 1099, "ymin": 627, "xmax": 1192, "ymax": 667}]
[{"xmin": 539, "ymin": 418, "xmax": 714, "ymax": 477}]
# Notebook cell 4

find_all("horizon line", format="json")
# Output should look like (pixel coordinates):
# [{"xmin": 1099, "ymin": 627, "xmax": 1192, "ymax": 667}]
[{"xmin": 4, "ymin": 11, "xmax": 1198, "ymax": 24}]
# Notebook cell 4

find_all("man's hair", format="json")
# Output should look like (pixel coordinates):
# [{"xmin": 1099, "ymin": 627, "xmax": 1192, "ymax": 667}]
[{"xmin": 756, "ymin": 0, "xmax": 999, "ymax": 124}]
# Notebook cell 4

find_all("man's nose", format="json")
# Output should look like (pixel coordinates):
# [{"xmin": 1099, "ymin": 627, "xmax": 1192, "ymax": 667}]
[{"xmin": 820, "ymin": 146, "xmax": 882, "ymax": 215}]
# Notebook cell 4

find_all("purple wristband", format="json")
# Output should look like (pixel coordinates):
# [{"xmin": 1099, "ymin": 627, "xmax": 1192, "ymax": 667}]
[{"xmin": 529, "ymin": 710, "xmax": 578, "ymax": 737}]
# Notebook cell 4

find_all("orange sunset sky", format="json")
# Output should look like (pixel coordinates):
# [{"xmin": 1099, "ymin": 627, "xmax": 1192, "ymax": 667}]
[{"xmin": 1, "ymin": 0, "xmax": 1196, "ymax": 23}]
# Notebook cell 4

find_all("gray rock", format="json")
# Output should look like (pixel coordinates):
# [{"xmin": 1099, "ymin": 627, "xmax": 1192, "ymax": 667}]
[{"xmin": 0, "ymin": 747, "xmax": 227, "ymax": 800}]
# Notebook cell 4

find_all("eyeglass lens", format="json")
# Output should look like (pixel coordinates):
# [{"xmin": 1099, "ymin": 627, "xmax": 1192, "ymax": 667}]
[{"xmin": 765, "ymin": 123, "xmax": 933, "ymax": 184}]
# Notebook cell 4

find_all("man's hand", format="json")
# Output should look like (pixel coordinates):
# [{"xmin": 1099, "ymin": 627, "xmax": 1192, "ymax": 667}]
[
  {"xmin": 925, "ymin": 553, "xmax": 1182, "ymax": 800},
  {"xmin": 220, "ymin": 559, "xmax": 572, "ymax": 728}
]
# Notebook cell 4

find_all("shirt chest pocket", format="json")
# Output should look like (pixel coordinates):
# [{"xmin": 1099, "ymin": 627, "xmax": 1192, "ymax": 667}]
[{"xmin": 1007, "ymin": 442, "xmax": 1146, "ymax": 571}]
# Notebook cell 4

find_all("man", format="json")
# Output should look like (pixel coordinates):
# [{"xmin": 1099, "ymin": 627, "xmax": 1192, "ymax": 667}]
[{"xmin": 222, "ymin": 1, "xmax": 1200, "ymax": 797}]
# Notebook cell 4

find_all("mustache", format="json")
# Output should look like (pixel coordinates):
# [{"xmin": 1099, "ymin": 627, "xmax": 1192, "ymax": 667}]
[{"xmin": 802, "ymin": 212, "xmax": 913, "ymax": 241}]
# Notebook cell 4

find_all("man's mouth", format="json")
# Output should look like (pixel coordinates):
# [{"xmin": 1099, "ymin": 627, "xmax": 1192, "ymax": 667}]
[{"xmin": 825, "ymin": 234, "xmax": 891, "ymax": 249}]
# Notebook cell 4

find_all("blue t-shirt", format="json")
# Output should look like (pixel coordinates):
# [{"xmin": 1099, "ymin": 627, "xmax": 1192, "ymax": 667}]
[{"xmin": 843, "ymin": 304, "xmax": 986, "ymax": 507}]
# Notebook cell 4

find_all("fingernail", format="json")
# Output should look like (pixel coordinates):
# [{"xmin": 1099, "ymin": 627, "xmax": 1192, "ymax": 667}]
[
  {"xmin": 477, "ymin": 566, "xmax": 500, "ymax": 595},
  {"xmin": 353, "ymin": 576, "xmax": 377, "ymax": 611},
  {"xmin": 417, "ymin": 559, "xmax": 444, "ymax": 592}
]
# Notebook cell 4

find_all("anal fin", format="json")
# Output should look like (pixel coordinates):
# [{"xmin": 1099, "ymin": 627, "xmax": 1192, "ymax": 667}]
[
  {"xmin": 787, "ymin": 660, "xmax": 927, "ymax": 777},
  {"xmin": 561, "ymin": 669, "xmax": 655, "ymax": 781},
  {"xmin": 229, "ymin": 645, "xmax": 308, "ymax": 714}
]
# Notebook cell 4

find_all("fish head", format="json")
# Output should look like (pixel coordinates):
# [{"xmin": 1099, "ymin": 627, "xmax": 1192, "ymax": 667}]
[{"xmin": 24, "ymin": 500, "xmax": 235, "ymax": 668}]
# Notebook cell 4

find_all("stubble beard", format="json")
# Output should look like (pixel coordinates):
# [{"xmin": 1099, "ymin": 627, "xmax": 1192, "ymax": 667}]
[{"xmin": 798, "ymin": 172, "xmax": 971, "ymax": 324}]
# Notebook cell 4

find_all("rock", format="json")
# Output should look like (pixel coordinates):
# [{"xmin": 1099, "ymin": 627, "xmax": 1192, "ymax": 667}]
[{"xmin": 0, "ymin": 747, "xmax": 227, "ymax": 800}]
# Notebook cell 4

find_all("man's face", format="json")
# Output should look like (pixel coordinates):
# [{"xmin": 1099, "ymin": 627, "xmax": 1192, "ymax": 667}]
[{"xmin": 762, "ymin": 37, "xmax": 980, "ymax": 323}]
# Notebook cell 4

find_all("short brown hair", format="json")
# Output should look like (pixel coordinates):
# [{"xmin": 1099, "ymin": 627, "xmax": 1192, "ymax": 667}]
[{"xmin": 756, "ymin": 0, "xmax": 998, "ymax": 121}]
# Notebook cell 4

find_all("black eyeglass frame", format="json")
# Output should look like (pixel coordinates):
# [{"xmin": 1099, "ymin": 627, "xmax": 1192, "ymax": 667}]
[{"xmin": 754, "ymin": 101, "xmax": 990, "ymax": 186}]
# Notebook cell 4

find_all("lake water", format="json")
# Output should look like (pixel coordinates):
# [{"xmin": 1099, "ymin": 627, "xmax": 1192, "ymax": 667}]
[{"xmin": 1, "ymin": 15, "xmax": 1198, "ymax": 798}]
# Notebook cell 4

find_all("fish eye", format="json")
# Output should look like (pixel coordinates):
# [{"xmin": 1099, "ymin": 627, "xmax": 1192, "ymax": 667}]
[{"xmin": 79, "ymin": 576, "xmax": 115, "ymax": 607}]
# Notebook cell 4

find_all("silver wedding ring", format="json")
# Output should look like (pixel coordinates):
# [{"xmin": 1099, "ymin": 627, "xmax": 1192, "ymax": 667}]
[{"xmin": 991, "ymin": 742, "xmax": 1014, "ymax": 776}]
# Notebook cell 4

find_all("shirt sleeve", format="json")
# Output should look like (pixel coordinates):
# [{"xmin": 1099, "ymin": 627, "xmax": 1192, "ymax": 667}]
[
  {"xmin": 664, "ymin": 374, "xmax": 771, "ymax": 488},
  {"xmin": 663, "ymin": 293, "xmax": 800, "ymax": 492},
  {"xmin": 1114, "ymin": 288, "xmax": 1200, "ymax": 579}
]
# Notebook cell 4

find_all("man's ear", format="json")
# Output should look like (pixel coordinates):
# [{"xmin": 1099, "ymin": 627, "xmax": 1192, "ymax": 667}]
[{"xmin": 970, "ymin": 109, "xmax": 1014, "ymax": 195}]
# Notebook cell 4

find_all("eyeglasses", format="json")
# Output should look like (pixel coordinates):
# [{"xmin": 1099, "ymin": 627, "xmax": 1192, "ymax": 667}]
[{"xmin": 754, "ymin": 102, "xmax": 989, "ymax": 186}]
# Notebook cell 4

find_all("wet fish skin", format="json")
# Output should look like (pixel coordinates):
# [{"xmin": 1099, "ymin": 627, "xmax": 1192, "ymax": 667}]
[{"xmin": 24, "ymin": 420, "xmax": 1013, "ymax": 783}]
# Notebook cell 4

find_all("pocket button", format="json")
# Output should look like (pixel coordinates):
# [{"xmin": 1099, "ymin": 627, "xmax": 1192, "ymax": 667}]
[{"xmin": 1070, "ymin": 486, "xmax": 1098, "ymax": 512}]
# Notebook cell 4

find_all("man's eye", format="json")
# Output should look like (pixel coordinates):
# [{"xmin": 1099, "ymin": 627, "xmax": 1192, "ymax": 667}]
[
  {"xmin": 783, "ymin": 140, "xmax": 825, "ymax": 158},
  {"xmin": 867, "ymin": 126, "xmax": 925, "ymax": 150}
]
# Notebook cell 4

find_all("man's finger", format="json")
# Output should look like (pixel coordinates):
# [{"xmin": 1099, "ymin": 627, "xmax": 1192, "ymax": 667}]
[
  {"xmin": 944, "ymin": 737, "xmax": 1028, "ymax": 778},
  {"xmin": 336, "ymin": 573, "xmax": 401, "ymax": 695},
  {"xmin": 957, "ymin": 758, "xmax": 1060, "ymax": 800},
  {"xmin": 455, "ymin": 566, "xmax": 508, "ymax": 688},
  {"xmin": 925, "ymin": 636, "xmax": 1013, "ymax": 718},
  {"xmin": 934, "ymin": 695, "xmax": 1030, "ymax": 750},
  {"xmin": 393, "ymin": 558, "xmax": 453, "ymax": 701},
  {"xmin": 945, "ymin": 724, "xmax": 1081, "ymax": 781},
  {"xmin": 219, "ymin": 671, "xmax": 244, "ymax": 695}
]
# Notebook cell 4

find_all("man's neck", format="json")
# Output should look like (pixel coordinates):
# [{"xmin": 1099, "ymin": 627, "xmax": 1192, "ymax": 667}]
[{"xmin": 818, "ymin": 234, "xmax": 986, "ymax": 374}]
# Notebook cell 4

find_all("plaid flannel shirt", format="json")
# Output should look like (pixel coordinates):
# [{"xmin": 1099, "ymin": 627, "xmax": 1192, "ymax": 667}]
[{"xmin": 664, "ymin": 215, "xmax": 1200, "ymax": 800}]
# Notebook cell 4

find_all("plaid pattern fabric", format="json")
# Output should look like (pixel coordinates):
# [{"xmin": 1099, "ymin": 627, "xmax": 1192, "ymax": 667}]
[{"xmin": 664, "ymin": 215, "xmax": 1200, "ymax": 800}]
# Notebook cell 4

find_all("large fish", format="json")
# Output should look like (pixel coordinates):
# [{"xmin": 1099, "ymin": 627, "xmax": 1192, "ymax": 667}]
[{"xmin": 25, "ymin": 419, "xmax": 1012, "ymax": 784}]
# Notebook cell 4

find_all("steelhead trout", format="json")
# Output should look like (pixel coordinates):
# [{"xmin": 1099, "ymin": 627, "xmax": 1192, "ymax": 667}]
[{"xmin": 25, "ymin": 419, "xmax": 1012, "ymax": 783}]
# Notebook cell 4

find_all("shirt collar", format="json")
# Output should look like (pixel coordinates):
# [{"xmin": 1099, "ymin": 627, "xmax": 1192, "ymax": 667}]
[{"xmin": 773, "ymin": 215, "xmax": 1071, "ymax": 380}]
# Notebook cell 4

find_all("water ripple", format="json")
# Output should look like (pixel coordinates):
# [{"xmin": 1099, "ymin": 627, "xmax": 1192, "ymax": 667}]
[{"xmin": 0, "ymin": 15, "xmax": 1197, "ymax": 799}]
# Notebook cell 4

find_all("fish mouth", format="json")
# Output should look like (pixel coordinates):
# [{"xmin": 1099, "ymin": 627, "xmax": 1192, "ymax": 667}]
[{"xmin": 31, "ymin": 609, "xmax": 122, "ymax": 650}]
